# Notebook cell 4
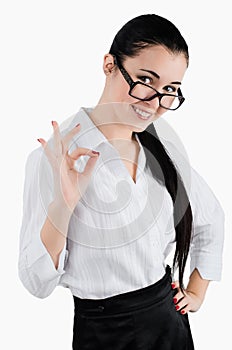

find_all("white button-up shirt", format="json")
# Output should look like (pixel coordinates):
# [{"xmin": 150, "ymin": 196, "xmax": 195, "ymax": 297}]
[{"xmin": 18, "ymin": 107, "xmax": 225, "ymax": 299}]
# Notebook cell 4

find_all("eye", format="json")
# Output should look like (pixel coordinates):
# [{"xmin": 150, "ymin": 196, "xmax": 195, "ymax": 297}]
[
  {"xmin": 137, "ymin": 75, "xmax": 153, "ymax": 85},
  {"xmin": 163, "ymin": 85, "xmax": 177, "ymax": 93}
]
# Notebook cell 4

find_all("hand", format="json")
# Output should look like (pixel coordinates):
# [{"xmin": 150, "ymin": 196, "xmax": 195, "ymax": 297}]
[
  {"xmin": 171, "ymin": 281, "xmax": 203, "ymax": 314},
  {"xmin": 37, "ymin": 120, "xmax": 100, "ymax": 211}
]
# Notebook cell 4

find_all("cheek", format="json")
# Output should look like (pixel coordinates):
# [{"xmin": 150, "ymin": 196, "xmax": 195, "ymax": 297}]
[
  {"xmin": 110, "ymin": 77, "xmax": 132, "ymax": 102},
  {"xmin": 150, "ymin": 107, "xmax": 168, "ymax": 123},
  {"xmin": 156, "ymin": 107, "xmax": 168, "ymax": 116}
]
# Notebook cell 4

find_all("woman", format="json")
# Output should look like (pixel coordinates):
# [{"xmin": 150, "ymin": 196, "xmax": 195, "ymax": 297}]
[{"xmin": 18, "ymin": 14, "xmax": 225, "ymax": 349}]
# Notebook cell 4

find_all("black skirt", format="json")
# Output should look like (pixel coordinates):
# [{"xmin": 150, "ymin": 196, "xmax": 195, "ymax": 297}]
[{"xmin": 72, "ymin": 265, "xmax": 194, "ymax": 349}]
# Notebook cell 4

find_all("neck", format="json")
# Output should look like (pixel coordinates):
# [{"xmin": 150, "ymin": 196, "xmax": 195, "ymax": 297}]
[{"xmin": 88, "ymin": 103, "xmax": 135, "ymax": 142}]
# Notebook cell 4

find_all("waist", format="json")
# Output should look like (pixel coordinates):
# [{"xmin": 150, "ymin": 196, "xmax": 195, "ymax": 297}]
[{"xmin": 73, "ymin": 265, "xmax": 172, "ymax": 317}]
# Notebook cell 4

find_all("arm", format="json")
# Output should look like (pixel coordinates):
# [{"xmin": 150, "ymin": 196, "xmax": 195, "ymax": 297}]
[
  {"xmin": 164, "ymin": 140, "xmax": 225, "ymax": 313},
  {"xmin": 186, "ymin": 268, "xmax": 210, "ymax": 305},
  {"xmin": 172, "ymin": 169, "xmax": 225, "ymax": 314},
  {"xmin": 18, "ymin": 148, "xmax": 70, "ymax": 299},
  {"xmin": 40, "ymin": 200, "xmax": 73, "ymax": 269}
]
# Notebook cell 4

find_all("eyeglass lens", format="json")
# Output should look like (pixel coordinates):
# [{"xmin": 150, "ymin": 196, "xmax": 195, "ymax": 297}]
[{"xmin": 130, "ymin": 84, "xmax": 181, "ymax": 110}]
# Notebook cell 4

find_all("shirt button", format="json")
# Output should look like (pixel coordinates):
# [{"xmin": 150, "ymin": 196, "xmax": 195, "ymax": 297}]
[{"xmin": 98, "ymin": 305, "xmax": 104, "ymax": 311}]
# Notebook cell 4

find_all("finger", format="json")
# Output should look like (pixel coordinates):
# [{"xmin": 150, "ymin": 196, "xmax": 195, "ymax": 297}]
[
  {"xmin": 62, "ymin": 123, "xmax": 81, "ymax": 154},
  {"xmin": 37, "ymin": 138, "xmax": 55, "ymax": 162},
  {"xmin": 51, "ymin": 120, "xmax": 62, "ymax": 157},
  {"xmin": 76, "ymin": 154, "xmax": 100, "ymax": 197},
  {"xmin": 171, "ymin": 281, "xmax": 180, "ymax": 289},
  {"xmin": 69, "ymin": 147, "xmax": 100, "ymax": 160},
  {"xmin": 180, "ymin": 306, "xmax": 191, "ymax": 315},
  {"xmin": 175, "ymin": 296, "xmax": 189, "ymax": 311},
  {"xmin": 82, "ymin": 153, "xmax": 100, "ymax": 176},
  {"xmin": 172, "ymin": 288, "xmax": 186, "ymax": 307},
  {"xmin": 173, "ymin": 289, "xmax": 185, "ymax": 301}
]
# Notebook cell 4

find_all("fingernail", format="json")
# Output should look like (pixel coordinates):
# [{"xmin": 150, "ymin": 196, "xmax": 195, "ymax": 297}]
[
  {"xmin": 92, "ymin": 150, "xmax": 100, "ymax": 155},
  {"xmin": 175, "ymin": 305, "xmax": 180, "ymax": 310},
  {"xmin": 37, "ymin": 138, "xmax": 41, "ymax": 143},
  {"xmin": 171, "ymin": 283, "xmax": 176, "ymax": 289},
  {"xmin": 51, "ymin": 120, "xmax": 55, "ymax": 125},
  {"xmin": 75, "ymin": 123, "xmax": 80, "ymax": 127},
  {"xmin": 181, "ymin": 310, "xmax": 186, "ymax": 314},
  {"xmin": 173, "ymin": 298, "xmax": 178, "ymax": 304}
]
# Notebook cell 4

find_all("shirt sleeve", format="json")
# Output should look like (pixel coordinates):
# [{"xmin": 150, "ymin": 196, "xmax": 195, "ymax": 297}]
[
  {"xmin": 18, "ymin": 146, "xmax": 68, "ymax": 298},
  {"xmin": 188, "ymin": 166, "xmax": 225, "ymax": 281},
  {"xmin": 163, "ymin": 139, "xmax": 225, "ymax": 281}
]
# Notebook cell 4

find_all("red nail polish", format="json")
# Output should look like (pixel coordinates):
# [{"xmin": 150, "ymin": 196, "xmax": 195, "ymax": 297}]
[
  {"xmin": 175, "ymin": 305, "xmax": 180, "ymax": 310},
  {"xmin": 171, "ymin": 283, "xmax": 176, "ymax": 289},
  {"xmin": 75, "ymin": 123, "xmax": 80, "ymax": 127},
  {"xmin": 51, "ymin": 121, "xmax": 55, "ymax": 125},
  {"xmin": 173, "ymin": 298, "xmax": 178, "ymax": 304},
  {"xmin": 92, "ymin": 150, "xmax": 100, "ymax": 155},
  {"xmin": 37, "ymin": 138, "xmax": 41, "ymax": 143},
  {"xmin": 181, "ymin": 310, "xmax": 186, "ymax": 314}
]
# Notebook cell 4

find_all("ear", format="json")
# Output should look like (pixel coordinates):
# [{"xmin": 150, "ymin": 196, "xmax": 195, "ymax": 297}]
[{"xmin": 103, "ymin": 53, "xmax": 116, "ymax": 75}]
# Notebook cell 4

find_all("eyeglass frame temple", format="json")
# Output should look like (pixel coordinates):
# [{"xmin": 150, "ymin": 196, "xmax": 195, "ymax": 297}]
[{"xmin": 112, "ymin": 54, "xmax": 134, "ymax": 86}]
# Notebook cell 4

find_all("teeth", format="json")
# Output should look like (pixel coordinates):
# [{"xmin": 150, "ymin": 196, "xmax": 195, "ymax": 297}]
[
  {"xmin": 135, "ymin": 108, "xmax": 150, "ymax": 117},
  {"xmin": 132, "ymin": 106, "xmax": 152, "ymax": 119}
]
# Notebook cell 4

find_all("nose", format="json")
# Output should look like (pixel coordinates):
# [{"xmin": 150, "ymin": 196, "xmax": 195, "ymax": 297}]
[{"xmin": 146, "ymin": 96, "xmax": 160, "ymax": 111}]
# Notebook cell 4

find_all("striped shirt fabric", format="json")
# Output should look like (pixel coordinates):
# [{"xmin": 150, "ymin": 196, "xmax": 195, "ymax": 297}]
[{"xmin": 18, "ymin": 107, "xmax": 225, "ymax": 299}]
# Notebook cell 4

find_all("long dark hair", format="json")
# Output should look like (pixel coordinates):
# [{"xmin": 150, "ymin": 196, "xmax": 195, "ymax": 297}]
[{"xmin": 109, "ymin": 14, "xmax": 192, "ymax": 291}]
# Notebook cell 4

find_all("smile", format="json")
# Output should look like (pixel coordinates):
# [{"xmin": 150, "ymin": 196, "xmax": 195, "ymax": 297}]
[{"xmin": 131, "ymin": 105, "xmax": 153, "ymax": 120}]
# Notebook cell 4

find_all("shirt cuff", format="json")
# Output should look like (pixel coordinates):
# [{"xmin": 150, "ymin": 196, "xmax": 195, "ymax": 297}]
[
  {"xmin": 25, "ymin": 232, "xmax": 68, "ymax": 283},
  {"xmin": 190, "ymin": 254, "xmax": 223, "ymax": 281}
]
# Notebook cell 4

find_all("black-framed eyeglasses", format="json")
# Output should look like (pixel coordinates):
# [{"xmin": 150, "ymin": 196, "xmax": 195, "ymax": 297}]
[{"xmin": 112, "ymin": 54, "xmax": 185, "ymax": 111}]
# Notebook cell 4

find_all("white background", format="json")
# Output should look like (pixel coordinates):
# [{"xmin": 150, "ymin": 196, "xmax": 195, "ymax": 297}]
[{"xmin": 1, "ymin": 0, "xmax": 231, "ymax": 349}]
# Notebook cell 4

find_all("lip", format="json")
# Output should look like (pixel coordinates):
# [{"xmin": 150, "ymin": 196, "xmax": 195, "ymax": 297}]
[{"xmin": 131, "ymin": 105, "xmax": 153, "ymax": 120}]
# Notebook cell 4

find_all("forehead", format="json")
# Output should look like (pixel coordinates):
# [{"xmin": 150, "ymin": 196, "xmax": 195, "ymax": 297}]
[{"xmin": 124, "ymin": 45, "xmax": 188, "ymax": 82}]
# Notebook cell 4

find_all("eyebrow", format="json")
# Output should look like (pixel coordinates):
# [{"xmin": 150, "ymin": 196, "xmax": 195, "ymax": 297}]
[{"xmin": 139, "ymin": 69, "xmax": 182, "ymax": 85}]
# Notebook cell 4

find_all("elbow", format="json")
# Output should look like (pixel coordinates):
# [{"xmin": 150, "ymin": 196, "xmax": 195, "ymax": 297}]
[{"xmin": 18, "ymin": 268, "xmax": 56, "ymax": 299}]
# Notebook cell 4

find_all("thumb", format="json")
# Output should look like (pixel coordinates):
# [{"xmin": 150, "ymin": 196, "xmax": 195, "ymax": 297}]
[{"xmin": 82, "ymin": 153, "xmax": 100, "ymax": 177}]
